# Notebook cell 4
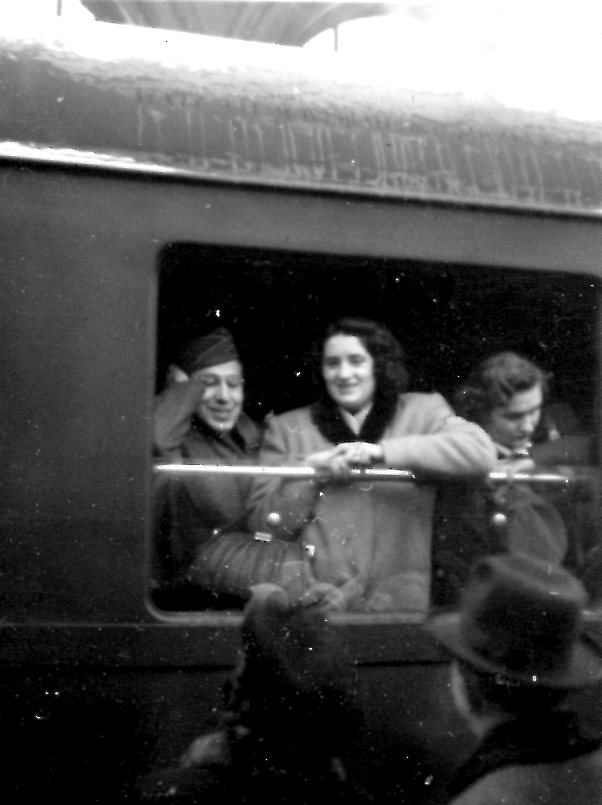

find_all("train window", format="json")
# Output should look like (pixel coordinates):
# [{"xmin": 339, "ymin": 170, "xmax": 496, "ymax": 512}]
[{"xmin": 151, "ymin": 243, "xmax": 600, "ymax": 616}]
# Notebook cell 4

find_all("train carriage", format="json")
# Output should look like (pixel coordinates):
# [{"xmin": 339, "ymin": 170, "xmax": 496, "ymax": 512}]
[{"xmin": 0, "ymin": 18, "xmax": 601, "ymax": 803}]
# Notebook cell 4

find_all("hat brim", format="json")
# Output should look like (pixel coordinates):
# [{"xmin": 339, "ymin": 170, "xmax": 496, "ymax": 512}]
[{"xmin": 429, "ymin": 613, "xmax": 602, "ymax": 689}]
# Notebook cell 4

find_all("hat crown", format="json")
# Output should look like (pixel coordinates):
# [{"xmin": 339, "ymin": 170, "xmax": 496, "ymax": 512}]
[
  {"xmin": 178, "ymin": 327, "xmax": 240, "ymax": 374},
  {"xmin": 430, "ymin": 553, "xmax": 602, "ymax": 688},
  {"xmin": 461, "ymin": 555, "xmax": 586, "ymax": 682}
]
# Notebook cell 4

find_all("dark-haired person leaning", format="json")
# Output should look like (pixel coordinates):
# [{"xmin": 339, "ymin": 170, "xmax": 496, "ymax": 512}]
[
  {"xmin": 453, "ymin": 351, "xmax": 591, "ymax": 471},
  {"xmin": 432, "ymin": 351, "xmax": 597, "ymax": 609},
  {"xmin": 248, "ymin": 317, "xmax": 496, "ymax": 614}
]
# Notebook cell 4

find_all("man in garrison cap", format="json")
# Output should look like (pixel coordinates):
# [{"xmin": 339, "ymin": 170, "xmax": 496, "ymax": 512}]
[
  {"xmin": 428, "ymin": 553, "xmax": 602, "ymax": 805},
  {"xmin": 153, "ymin": 328, "xmax": 312, "ymax": 610}
]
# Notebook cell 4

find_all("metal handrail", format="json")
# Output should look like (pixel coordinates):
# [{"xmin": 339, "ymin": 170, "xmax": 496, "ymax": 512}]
[
  {"xmin": 154, "ymin": 463, "xmax": 597, "ymax": 485},
  {"xmin": 154, "ymin": 463, "xmax": 416, "ymax": 481}
]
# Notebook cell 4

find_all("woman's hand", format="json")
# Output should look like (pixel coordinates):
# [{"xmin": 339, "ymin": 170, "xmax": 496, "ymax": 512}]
[
  {"xmin": 305, "ymin": 442, "xmax": 383, "ymax": 477},
  {"xmin": 336, "ymin": 441, "xmax": 384, "ymax": 465},
  {"xmin": 495, "ymin": 456, "xmax": 536, "ymax": 474}
]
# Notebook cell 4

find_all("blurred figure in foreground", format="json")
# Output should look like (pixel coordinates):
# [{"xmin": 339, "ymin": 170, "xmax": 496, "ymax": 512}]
[
  {"xmin": 136, "ymin": 583, "xmax": 372, "ymax": 804},
  {"xmin": 429, "ymin": 553, "xmax": 602, "ymax": 805}
]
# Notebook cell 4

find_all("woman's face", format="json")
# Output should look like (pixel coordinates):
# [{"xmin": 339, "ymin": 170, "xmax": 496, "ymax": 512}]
[
  {"xmin": 322, "ymin": 334, "xmax": 376, "ymax": 412},
  {"xmin": 484, "ymin": 383, "xmax": 543, "ymax": 452}
]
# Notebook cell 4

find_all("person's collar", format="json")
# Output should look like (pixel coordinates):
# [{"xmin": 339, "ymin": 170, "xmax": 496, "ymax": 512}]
[
  {"xmin": 192, "ymin": 414, "xmax": 244, "ymax": 449},
  {"xmin": 466, "ymin": 710, "xmax": 508, "ymax": 740},
  {"xmin": 310, "ymin": 393, "xmax": 396, "ymax": 445},
  {"xmin": 449, "ymin": 710, "xmax": 601, "ymax": 798},
  {"xmin": 339, "ymin": 403, "xmax": 372, "ymax": 435},
  {"xmin": 495, "ymin": 442, "xmax": 514, "ymax": 459}
]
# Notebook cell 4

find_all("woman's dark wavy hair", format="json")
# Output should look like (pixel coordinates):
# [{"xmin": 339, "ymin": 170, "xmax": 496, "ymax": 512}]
[
  {"xmin": 454, "ymin": 351, "xmax": 550, "ymax": 426},
  {"xmin": 314, "ymin": 317, "xmax": 409, "ymax": 407}
]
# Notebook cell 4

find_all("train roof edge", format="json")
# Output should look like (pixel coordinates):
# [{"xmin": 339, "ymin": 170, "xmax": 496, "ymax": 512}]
[{"xmin": 1, "ymin": 19, "xmax": 601, "ymax": 215}]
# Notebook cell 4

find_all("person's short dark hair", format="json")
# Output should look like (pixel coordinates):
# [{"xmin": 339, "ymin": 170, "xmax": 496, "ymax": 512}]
[
  {"xmin": 454, "ymin": 351, "xmax": 550, "ymax": 426},
  {"xmin": 313, "ymin": 317, "xmax": 408, "ymax": 404}
]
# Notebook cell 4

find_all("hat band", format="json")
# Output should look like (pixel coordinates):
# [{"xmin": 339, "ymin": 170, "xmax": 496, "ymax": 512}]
[{"xmin": 462, "ymin": 614, "xmax": 574, "ymax": 679}]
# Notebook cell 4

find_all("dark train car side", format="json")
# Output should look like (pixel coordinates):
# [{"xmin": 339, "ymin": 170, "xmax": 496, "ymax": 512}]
[{"xmin": 0, "ymin": 20, "xmax": 601, "ymax": 803}]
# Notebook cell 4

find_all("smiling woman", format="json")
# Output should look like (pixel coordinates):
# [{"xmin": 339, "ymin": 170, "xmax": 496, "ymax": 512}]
[
  {"xmin": 244, "ymin": 317, "xmax": 496, "ymax": 613},
  {"xmin": 321, "ymin": 331, "xmax": 377, "ymax": 416}
]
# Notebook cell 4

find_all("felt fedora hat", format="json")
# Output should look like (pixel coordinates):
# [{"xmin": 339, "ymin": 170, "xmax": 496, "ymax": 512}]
[{"xmin": 429, "ymin": 553, "xmax": 602, "ymax": 688}]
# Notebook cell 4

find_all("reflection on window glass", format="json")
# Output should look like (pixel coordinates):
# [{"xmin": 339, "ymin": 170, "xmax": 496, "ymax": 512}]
[{"xmin": 151, "ymin": 246, "xmax": 600, "ymax": 615}]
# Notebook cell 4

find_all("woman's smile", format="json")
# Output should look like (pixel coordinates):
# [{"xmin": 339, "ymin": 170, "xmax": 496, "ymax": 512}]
[{"xmin": 322, "ymin": 334, "xmax": 376, "ymax": 413}]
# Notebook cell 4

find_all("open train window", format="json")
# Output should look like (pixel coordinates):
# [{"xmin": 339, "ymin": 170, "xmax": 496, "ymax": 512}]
[{"xmin": 151, "ymin": 244, "xmax": 601, "ymax": 616}]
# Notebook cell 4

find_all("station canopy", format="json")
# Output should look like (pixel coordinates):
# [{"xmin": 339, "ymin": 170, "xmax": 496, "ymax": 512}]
[{"xmin": 82, "ymin": 1, "xmax": 393, "ymax": 46}]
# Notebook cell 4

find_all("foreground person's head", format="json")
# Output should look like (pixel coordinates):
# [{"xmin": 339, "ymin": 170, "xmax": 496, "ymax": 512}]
[
  {"xmin": 225, "ymin": 583, "xmax": 363, "ymax": 764},
  {"xmin": 429, "ymin": 553, "xmax": 602, "ymax": 734}
]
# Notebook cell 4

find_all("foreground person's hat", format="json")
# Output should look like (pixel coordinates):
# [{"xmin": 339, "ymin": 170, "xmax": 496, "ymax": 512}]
[
  {"xmin": 178, "ymin": 327, "xmax": 240, "ymax": 374},
  {"xmin": 429, "ymin": 554, "xmax": 602, "ymax": 688}
]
